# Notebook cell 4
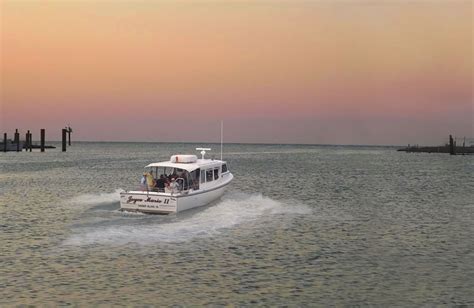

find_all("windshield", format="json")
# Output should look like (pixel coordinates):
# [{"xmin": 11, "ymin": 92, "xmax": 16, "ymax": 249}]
[{"xmin": 144, "ymin": 166, "xmax": 199, "ymax": 192}]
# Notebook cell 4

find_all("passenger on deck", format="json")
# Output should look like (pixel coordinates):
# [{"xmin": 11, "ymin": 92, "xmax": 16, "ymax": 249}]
[
  {"xmin": 140, "ymin": 173, "xmax": 147, "ymax": 190},
  {"xmin": 168, "ymin": 171, "xmax": 177, "ymax": 181},
  {"xmin": 145, "ymin": 172, "xmax": 155, "ymax": 190},
  {"xmin": 155, "ymin": 175, "xmax": 166, "ymax": 192},
  {"xmin": 169, "ymin": 177, "xmax": 179, "ymax": 194}
]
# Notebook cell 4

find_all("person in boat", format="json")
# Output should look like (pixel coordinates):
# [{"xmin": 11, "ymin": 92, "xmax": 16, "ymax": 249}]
[
  {"xmin": 145, "ymin": 172, "xmax": 155, "ymax": 190},
  {"xmin": 169, "ymin": 177, "xmax": 180, "ymax": 194},
  {"xmin": 155, "ymin": 175, "xmax": 166, "ymax": 192},
  {"xmin": 168, "ymin": 170, "xmax": 177, "ymax": 181},
  {"xmin": 140, "ymin": 173, "xmax": 147, "ymax": 190}
]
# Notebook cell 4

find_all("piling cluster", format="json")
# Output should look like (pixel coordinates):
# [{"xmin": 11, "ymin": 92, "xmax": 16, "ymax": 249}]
[
  {"xmin": 2, "ymin": 127, "xmax": 72, "ymax": 152},
  {"xmin": 398, "ymin": 134, "xmax": 473, "ymax": 155}
]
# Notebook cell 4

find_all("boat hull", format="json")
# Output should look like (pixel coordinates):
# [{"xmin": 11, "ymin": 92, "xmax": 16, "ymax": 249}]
[{"xmin": 120, "ymin": 175, "xmax": 232, "ymax": 214}]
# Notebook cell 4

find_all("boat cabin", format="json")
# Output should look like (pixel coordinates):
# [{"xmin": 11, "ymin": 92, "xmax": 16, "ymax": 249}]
[{"xmin": 142, "ymin": 154, "xmax": 230, "ymax": 195}]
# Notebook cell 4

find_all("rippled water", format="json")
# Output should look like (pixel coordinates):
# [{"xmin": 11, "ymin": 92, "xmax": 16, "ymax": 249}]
[{"xmin": 1, "ymin": 142, "xmax": 473, "ymax": 305}]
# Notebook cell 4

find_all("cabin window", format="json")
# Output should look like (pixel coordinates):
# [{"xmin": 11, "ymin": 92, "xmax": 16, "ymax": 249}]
[
  {"xmin": 201, "ymin": 169, "xmax": 206, "ymax": 183},
  {"xmin": 214, "ymin": 168, "xmax": 219, "ymax": 180},
  {"xmin": 206, "ymin": 169, "xmax": 214, "ymax": 182},
  {"xmin": 166, "ymin": 168, "xmax": 172, "ymax": 177},
  {"xmin": 222, "ymin": 164, "xmax": 228, "ymax": 173},
  {"xmin": 190, "ymin": 169, "xmax": 200, "ymax": 190}
]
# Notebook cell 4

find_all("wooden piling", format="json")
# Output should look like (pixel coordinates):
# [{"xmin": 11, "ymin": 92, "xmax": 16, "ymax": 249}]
[
  {"xmin": 40, "ymin": 129, "xmax": 45, "ymax": 152},
  {"xmin": 449, "ymin": 134, "xmax": 455, "ymax": 155},
  {"xmin": 67, "ymin": 126, "xmax": 72, "ymax": 146},
  {"xmin": 3, "ymin": 133, "xmax": 6, "ymax": 152},
  {"xmin": 15, "ymin": 129, "xmax": 20, "ymax": 152},
  {"xmin": 62, "ymin": 129, "xmax": 67, "ymax": 152},
  {"xmin": 27, "ymin": 131, "xmax": 31, "ymax": 152},
  {"xmin": 25, "ymin": 131, "xmax": 29, "ymax": 151},
  {"xmin": 28, "ymin": 131, "xmax": 32, "ymax": 152}
]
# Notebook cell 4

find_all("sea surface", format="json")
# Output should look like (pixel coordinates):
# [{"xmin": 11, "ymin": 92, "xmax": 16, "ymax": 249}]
[{"xmin": 0, "ymin": 142, "xmax": 473, "ymax": 306}]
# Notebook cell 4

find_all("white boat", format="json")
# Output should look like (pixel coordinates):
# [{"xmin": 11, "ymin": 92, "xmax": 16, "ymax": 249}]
[{"xmin": 120, "ymin": 148, "xmax": 233, "ymax": 214}]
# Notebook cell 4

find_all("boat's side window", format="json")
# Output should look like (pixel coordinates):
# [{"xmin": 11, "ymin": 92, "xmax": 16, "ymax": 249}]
[
  {"xmin": 222, "ymin": 164, "xmax": 228, "ymax": 173},
  {"xmin": 214, "ymin": 168, "xmax": 219, "ymax": 180},
  {"xmin": 206, "ymin": 169, "xmax": 213, "ymax": 182},
  {"xmin": 190, "ymin": 169, "xmax": 200, "ymax": 190},
  {"xmin": 201, "ymin": 169, "xmax": 206, "ymax": 184}
]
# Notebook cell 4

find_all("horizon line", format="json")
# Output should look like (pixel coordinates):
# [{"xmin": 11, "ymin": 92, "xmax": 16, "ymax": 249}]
[{"xmin": 44, "ymin": 140, "xmax": 406, "ymax": 147}]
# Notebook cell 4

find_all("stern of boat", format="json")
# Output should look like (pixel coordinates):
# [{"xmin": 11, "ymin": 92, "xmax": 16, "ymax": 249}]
[{"xmin": 120, "ymin": 191, "xmax": 177, "ymax": 214}]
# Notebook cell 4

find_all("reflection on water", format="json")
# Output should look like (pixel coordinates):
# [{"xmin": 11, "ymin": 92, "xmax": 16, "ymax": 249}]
[{"xmin": 0, "ymin": 143, "xmax": 473, "ymax": 305}]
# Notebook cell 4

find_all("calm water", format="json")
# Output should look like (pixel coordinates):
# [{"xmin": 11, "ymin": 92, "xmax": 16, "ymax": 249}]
[{"xmin": 1, "ymin": 142, "xmax": 473, "ymax": 306}]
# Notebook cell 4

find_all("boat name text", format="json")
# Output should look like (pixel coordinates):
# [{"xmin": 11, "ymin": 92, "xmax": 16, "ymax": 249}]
[{"xmin": 126, "ymin": 196, "xmax": 170, "ymax": 204}]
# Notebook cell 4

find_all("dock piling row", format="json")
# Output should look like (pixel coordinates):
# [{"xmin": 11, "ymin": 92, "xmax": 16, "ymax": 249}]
[
  {"xmin": 1, "ymin": 128, "xmax": 73, "ymax": 152},
  {"xmin": 398, "ymin": 134, "xmax": 472, "ymax": 155}
]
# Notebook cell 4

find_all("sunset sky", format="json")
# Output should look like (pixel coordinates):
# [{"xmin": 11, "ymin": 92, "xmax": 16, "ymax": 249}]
[{"xmin": 0, "ymin": 0, "xmax": 472, "ymax": 145}]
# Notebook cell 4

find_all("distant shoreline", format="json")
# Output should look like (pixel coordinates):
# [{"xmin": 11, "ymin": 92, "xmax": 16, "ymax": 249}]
[{"xmin": 43, "ymin": 140, "xmax": 403, "ymax": 147}]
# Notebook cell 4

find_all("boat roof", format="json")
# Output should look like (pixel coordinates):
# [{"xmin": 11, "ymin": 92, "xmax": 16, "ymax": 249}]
[{"xmin": 145, "ymin": 159, "xmax": 224, "ymax": 172}]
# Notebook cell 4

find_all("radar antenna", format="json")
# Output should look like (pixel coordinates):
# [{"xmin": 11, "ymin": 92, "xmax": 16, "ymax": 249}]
[{"xmin": 196, "ymin": 148, "xmax": 211, "ymax": 160}]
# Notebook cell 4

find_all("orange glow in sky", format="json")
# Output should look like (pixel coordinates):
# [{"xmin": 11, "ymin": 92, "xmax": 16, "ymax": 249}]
[{"xmin": 0, "ymin": 0, "xmax": 472, "ymax": 144}]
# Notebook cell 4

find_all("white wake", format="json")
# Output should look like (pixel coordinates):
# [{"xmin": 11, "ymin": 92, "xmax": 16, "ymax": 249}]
[
  {"xmin": 64, "ymin": 192, "xmax": 311, "ymax": 246},
  {"xmin": 67, "ymin": 189, "xmax": 123, "ymax": 206}
]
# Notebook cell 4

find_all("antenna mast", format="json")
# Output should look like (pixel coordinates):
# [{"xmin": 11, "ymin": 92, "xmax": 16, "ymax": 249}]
[{"xmin": 220, "ymin": 120, "xmax": 223, "ymax": 161}]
